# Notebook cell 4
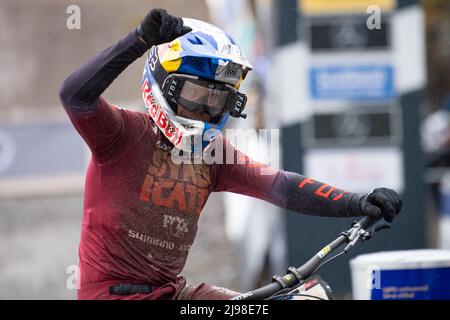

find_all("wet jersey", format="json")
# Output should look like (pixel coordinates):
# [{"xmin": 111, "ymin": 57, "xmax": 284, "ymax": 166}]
[{"xmin": 59, "ymin": 28, "xmax": 364, "ymax": 299}]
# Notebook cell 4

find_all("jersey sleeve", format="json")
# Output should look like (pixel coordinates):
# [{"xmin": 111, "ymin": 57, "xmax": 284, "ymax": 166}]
[
  {"xmin": 212, "ymin": 137, "xmax": 364, "ymax": 218},
  {"xmin": 59, "ymin": 29, "xmax": 149, "ymax": 163}
]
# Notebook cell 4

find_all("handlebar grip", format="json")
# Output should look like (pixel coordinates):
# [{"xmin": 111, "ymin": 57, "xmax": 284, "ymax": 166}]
[{"xmin": 358, "ymin": 215, "xmax": 382, "ymax": 229}]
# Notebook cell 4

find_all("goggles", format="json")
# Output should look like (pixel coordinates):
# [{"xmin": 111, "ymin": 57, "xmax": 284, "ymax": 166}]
[{"xmin": 162, "ymin": 74, "xmax": 247, "ymax": 119}]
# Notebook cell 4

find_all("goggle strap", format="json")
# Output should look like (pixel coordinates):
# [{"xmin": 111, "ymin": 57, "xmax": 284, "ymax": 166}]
[
  {"xmin": 163, "ymin": 75, "xmax": 184, "ymax": 104},
  {"xmin": 228, "ymin": 92, "xmax": 247, "ymax": 119}
]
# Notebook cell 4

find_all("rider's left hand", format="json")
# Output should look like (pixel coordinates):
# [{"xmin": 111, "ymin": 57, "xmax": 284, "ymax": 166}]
[{"xmin": 360, "ymin": 188, "xmax": 403, "ymax": 223}]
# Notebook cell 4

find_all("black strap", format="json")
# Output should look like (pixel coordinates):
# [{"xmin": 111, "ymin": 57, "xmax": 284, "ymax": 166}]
[{"xmin": 109, "ymin": 283, "xmax": 152, "ymax": 295}]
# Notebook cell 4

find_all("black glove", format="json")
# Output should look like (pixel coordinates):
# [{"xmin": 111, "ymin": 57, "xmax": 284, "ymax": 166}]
[
  {"xmin": 139, "ymin": 8, "xmax": 192, "ymax": 47},
  {"xmin": 360, "ymin": 188, "xmax": 403, "ymax": 223}
]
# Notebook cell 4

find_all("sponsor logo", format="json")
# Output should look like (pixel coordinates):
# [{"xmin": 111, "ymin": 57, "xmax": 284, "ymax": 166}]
[
  {"xmin": 163, "ymin": 214, "xmax": 189, "ymax": 238},
  {"xmin": 142, "ymin": 80, "xmax": 183, "ymax": 147},
  {"xmin": 318, "ymin": 245, "xmax": 331, "ymax": 258},
  {"xmin": 139, "ymin": 148, "xmax": 211, "ymax": 215},
  {"xmin": 128, "ymin": 229, "xmax": 192, "ymax": 255},
  {"xmin": 148, "ymin": 46, "xmax": 159, "ymax": 71},
  {"xmin": 128, "ymin": 229, "xmax": 175, "ymax": 250},
  {"xmin": 309, "ymin": 65, "xmax": 394, "ymax": 100},
  {"xmin": 298, "ymin": 177, "xmax": 344, "ymax": 201}
]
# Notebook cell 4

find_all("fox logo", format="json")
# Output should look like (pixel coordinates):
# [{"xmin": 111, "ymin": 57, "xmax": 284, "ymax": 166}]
[{"xmin": 163, "ymin": 214, "xmax": 189, "ymax": 238}]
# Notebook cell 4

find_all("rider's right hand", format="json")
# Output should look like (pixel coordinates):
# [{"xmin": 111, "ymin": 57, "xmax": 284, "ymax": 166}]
[{"xmin": 139, "ymin": 8, "xmax": 192, "ymax": 47}]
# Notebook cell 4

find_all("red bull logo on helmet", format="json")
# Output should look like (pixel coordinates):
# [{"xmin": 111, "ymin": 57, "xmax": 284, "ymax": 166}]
[{"xmin": 142, "ymin": 80, "xmax": 183, "ymax": 147}]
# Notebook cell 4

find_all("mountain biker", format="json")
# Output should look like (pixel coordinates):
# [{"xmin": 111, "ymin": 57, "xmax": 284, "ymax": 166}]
[{"xmin": 59, "ymin": 9, "xmax": 403, "ymax": 300}]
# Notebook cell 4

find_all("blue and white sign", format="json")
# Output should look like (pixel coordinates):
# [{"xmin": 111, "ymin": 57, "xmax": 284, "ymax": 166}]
[
  {"xmin": 309, "ymin": 65, "xmax": 394, "ymax": 100},
  {"xmin": 371, "ymin": 267, "xmax": 450, "ymax": 300},
  {"xmin": 351, "ymin": 250, "xmax": 450, "ymax": 300}
]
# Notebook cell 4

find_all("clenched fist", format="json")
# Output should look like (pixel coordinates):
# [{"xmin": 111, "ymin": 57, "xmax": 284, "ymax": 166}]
[
  {"xmin": 139, "ymin": 8, "xmax": 192, "ymax": 47},
  {"xmin": 360, "ymin": 188, "xmax": 403, "ymax": 223}
]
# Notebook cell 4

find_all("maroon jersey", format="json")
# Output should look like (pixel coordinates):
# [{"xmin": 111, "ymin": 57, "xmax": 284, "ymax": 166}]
[{"xmin": 59, "ymin": 29, "xmax": 364, "ymax": 300}]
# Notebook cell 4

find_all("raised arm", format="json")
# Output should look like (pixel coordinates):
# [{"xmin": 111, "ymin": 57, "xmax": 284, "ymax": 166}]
[
  {"xmin": 58, "ymin": 9, "xmax": 191, "ymax": 162},
  {"xmin": 59, "ymin": 8, "xmax": 190, "ymax": 115},
  {"xmin": 59, "ymin": 29, "xmax": 147, "ymax": 115}
]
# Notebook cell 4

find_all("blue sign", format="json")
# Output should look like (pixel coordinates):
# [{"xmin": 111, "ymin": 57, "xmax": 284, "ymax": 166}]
[
  {"xmin": 371, "ymin": 267, "xmax": 450, "ymax": 300},
  {"xmin": 440, "ymin": 192, "xmax": 450, "ymax": 217},
  {"xmin": 309, "ymin": 65, "xmax": 394, "ymax": 100}
]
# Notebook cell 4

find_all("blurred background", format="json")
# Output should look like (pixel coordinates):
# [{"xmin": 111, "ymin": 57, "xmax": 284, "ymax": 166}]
[{"xmin": 0, "ymin": 0, "xmax": 449, "ymax": 299}]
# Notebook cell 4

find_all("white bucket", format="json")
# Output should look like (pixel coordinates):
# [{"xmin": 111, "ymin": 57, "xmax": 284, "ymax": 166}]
[
  {"xmin": 439, "ymin": 172, "xmax": 450, "ymax": 249},
  {"xmin": 350, "ymin": 250, "xmax": 450, "ymax": 300}
]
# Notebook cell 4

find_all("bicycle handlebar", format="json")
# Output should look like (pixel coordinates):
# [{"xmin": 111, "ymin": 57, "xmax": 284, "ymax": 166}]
[
  {"xmin": 359, "ymin": 215, "xmax": 380, "ymax": 230},
  {"xmin": 232, "ymin": 215, "xmax": 384, "ymax": 300}
]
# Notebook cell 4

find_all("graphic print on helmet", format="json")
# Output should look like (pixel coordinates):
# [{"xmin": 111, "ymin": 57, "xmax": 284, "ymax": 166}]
[{"xmin": 142, "ymin": 18, "xmax": 253, "ymax": 154}]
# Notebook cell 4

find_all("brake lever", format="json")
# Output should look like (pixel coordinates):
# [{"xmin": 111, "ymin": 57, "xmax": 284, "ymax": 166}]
[
  {"xmin": 343, "ymin": 229, "xmax": 370, "ymax": 252},
  {"xmin": 360, "ymin": 222, "xmax": 391, "ymax": 242},
  {"xmin": 343, "ymin": 219, "xmax": 391, "ymax": 251}
]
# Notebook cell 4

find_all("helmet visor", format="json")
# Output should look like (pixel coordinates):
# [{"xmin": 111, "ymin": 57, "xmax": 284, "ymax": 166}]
[
  {"xmin": 179, "ymin": 81, "xmax": 230, "ymax": 116},
  {"xmin": 163, "ymin": 74, "xmax": 247, "ymax": 119}
]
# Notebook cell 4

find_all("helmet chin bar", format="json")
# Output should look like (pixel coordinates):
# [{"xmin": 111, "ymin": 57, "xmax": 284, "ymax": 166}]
[{"xmin": 173, "ymin": 111, "xmax": 230, "ymax": 153}]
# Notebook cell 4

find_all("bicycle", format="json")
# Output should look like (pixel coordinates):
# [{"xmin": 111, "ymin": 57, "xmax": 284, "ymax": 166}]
[{"xmin": 232, "ymin": 215, "xmax": 392, "ymax": 300}]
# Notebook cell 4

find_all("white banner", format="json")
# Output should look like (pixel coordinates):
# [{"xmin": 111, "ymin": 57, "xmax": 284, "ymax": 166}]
[{"xmin": 304, "ymin": 147, "xmax": 404, "ymax": 193}]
